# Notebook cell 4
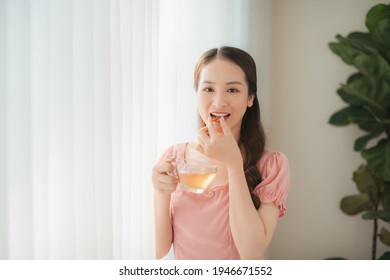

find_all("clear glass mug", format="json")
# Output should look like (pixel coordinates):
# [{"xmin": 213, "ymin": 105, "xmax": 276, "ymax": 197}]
[
  {"xmin": 175, "ymin": 159, "xmax": 218, "ymax": 194},
  {"xmin": 166, "ymin": 145, "xmax": 218, "ymax": 194}
]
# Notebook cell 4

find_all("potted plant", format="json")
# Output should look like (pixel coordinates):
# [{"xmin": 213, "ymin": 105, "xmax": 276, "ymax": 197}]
[{"xmin": 328, "ymin": 2, "xmax": 390, "ymax": 260}]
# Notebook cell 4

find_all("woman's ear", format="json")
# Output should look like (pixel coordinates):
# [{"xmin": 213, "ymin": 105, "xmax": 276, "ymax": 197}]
[{"xmin": 247, "ymin": 95, "xmax": 254, "ymax": 108}]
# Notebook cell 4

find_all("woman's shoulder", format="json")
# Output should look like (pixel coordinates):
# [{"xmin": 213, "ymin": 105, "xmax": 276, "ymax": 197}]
[
  {"xmin": 258, "ymin": 149, "xmax": 289, "ymax": 173},
  {"xmin": 260, "ymin": 149, "xmax": 288, "ymax": 162},
  {"xmin": 159, "ymin": 142, "xmax": 191, "ymax": 162}
]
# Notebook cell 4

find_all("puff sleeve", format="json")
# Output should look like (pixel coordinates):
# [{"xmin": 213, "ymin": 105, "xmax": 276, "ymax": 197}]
[{"xmin": 253, "ymin": 151, "xmax": 290, "ymax": 217}]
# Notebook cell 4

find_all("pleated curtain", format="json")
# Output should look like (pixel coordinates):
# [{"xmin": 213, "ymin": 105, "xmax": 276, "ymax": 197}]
[{"xmin": 0, "ymin": 0, "xmax": 264, "ymax": 259}]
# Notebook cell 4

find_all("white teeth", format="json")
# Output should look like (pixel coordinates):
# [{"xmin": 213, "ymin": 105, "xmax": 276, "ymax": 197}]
[{"xmin": 211, "ymin": 113, "xmax": 230, "ymax": 117}]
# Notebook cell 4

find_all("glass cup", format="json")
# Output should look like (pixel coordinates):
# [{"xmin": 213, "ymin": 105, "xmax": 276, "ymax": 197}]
[{"xmin": 175, "ymin": 159, "xmax": 218, "ymax": 194}]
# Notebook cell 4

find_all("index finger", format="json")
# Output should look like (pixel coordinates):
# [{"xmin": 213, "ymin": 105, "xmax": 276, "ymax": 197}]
[
  {"xmin": 218, "ymin": 116, "xmax": 233, "ymax": 136},
  {"xmin": 206, "ymin": 117, "xmax": 218, "ymax": 137}
]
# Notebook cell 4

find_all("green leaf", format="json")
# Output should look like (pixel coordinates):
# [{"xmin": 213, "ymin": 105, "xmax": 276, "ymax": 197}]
[
  {"xmin": 348, "ymin": 32, "xmax": 387, "ymax": 56},
  {"xmin": 372, "ymin": 18, "xmax": 390, "ymax": 49},
  {"xmin": 387, "ymin": 50, "xmax": 390, "ymax": 65},
  {"xmin": 329, "ymin": 107, "xmax": 375, "ymax": 126},
  {"xmin": 379, "ymin": 251, "xmax": 390, "ymax": 260},
  {"xmin": 339, "ymin": 75, "xmax": 388, "ymax": 117},
  {"xmin": 379, "ymin": 227, "xmax": 390, "ymax": 246},
  {"xmin": 353, "ymin": 55, "xmax": 390, "ymax": 78},
  {"xmin": 351, "ymin": 55, "xmax": 390, "ymax": 111},
  {"xmin": 362, "ymin": 139, "xmax": 390, "ymax": 181},
  {"xmin": 362, "ymin": 210, "xmax": 390, "ymax": 222},
  {"xmin": 336, "ymin": 74, "xmax": 366, "ymax": 106},
  {"xmin": 381, "ymin": 183, "xmax": 390, "ymax": 212},
  {"xmin": 352, "ymin": 165, "xmax": 379, "ymax": 193},
  {"xmin": 358, "ymin": 122, "xmax": 385, "ymax": 132},
  {"xmin": 354, "ymin": 130, "xmax": 384, "ymax": 151},
  {"xmin": 365, "ymin": 3, "xmax": 390, "ymax": 32},
  {"xmin": 329, "ymin": 40, "xmax": 364, "ymax": 65},
  {"xmin": 340, "ymin": 193, "xmax": 374, "ymax": 215}
]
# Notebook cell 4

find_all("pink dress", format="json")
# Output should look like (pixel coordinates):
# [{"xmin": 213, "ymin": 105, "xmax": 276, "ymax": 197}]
[{"xmin": 159, "ymin": 143, "xmax": 290, "ymax": 260}]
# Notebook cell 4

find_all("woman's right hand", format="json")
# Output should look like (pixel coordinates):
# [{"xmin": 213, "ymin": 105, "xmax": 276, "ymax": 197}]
[{"xmin": 152, "ymin": 159, "xmax": 179, "ymax": 195}]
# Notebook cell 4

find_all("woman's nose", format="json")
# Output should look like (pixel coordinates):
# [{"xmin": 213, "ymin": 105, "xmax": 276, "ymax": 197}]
[{"xmin": 212, "ymin": 92, "xmax": 227, "ymax": 107}]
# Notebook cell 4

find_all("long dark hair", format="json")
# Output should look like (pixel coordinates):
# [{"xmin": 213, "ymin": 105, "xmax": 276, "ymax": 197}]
[{"xmin": 194, "ymin": 46, "xmax": 266, "ymax": 209}]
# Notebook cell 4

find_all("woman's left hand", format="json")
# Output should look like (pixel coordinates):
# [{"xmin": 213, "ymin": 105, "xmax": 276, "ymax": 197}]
[{"xmin": 197, "ymin": 117, "xmax": 243, "ymax": 168}]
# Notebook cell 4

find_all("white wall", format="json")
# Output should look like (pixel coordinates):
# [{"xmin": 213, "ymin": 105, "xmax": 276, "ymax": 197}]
[{"xmin": 266, "ymin": 0, "xmax": 388, "ymax": 259}]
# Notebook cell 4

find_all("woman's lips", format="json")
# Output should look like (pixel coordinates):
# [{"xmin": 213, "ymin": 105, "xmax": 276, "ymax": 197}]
[{"xmin": 210, "ymin": 112, "xmax": 230, "ymax": 121}]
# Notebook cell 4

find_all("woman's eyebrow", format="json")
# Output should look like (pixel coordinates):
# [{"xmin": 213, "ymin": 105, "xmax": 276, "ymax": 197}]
[
  {"xmin": 201, "ymin": 80, "xmax": 216, "ymax": 84},
  {"xmin": 225, "ymin": 81, "xmax": 243, "ymax": 85},
  {"xmin": 201, "ymin": 80, "xmax": 243, "ymax": 85}
]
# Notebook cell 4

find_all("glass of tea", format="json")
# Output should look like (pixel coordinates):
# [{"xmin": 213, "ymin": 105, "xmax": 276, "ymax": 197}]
[{"xmin": 175, "ymin": 159, "xmax": 218, "ymax": 194}]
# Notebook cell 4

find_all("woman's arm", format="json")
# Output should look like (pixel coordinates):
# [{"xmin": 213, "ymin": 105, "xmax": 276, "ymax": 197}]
[
  {"xmin": 153, "ymin": 192, "xmax": 173, "ymax": 259},
  {"xmin": 197, "ymin": 117, "xmax": 280, "ymax": 259},
  {"xmin": 226, "ymin": 162, "xmax": 280, "ymax": 259},
  {"xmin": 152, "ymin": 160, "xmax": 179, "ymax": 259}
]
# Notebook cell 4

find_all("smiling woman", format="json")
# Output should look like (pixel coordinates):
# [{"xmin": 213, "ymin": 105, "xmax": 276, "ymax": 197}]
[
  {"xmin": 196, "ymin": 57, "xmax": 254, "ymax": 140},
  {"xmin": 152, "ymin": 46, "xmax": 290, "ymax": 260}
]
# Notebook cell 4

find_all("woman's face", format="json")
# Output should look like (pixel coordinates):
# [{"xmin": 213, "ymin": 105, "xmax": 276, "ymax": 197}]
[{"xmin": 197, "ymin": 58, "xmax": 254, "ymax": 140}]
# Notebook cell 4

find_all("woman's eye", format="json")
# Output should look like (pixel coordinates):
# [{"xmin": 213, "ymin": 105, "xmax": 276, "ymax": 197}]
[
  {"xmin": 227, "ymin": 88, "xmax": 239, "ymax": 93},
  {"xmin": 203, "ymin": 87, "xmax": 214, "ymax": 92}
]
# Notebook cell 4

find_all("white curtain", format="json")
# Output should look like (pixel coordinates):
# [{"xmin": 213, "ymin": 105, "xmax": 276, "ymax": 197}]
[{"xmin": 0, "ymin": 0, "xmax": 269, "ymax": 259}]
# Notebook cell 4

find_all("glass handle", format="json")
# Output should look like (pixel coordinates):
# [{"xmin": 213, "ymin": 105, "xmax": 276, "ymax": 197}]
[{"xmin": 166, "ymin": 144, "xmax": 177, "ymax": 177}]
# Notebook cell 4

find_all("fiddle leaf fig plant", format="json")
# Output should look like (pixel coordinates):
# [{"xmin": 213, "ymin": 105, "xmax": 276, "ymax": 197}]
[{"xmin": 328, "ymin": 3, "xmax": 390, "ymax": 260}]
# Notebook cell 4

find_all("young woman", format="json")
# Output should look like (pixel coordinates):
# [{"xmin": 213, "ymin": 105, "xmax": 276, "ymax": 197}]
[{"xmin": 152, "ymin": 46, "xmax": 290, "ymax": 260}]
